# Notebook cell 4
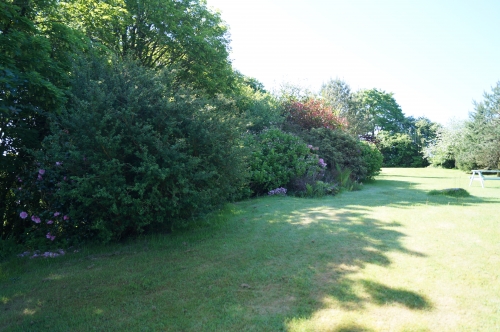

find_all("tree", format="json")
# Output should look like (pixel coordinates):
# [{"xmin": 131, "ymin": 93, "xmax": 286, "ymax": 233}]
[
  {"xmin": 424, "ymin": 119, "xmax": 465, "ymax": 169},
  {"xmin": 62, "ymin": 0, "xmax": 235, "ymax": 94},
  {"xmin": 1, "ymin": 0, "xmax": 85, "ymax": 239},
  {"xmin": 353, "ymin": 88, "xmax": 406, "ymax": 137},
  {"xmin": 457, "ymin": 82, "xmax": 500, "ymax": 170},
  {"xmin": 320, "ymin": 78, "xmax": 368, "ymax": 136},
  {"xmin": 376, "ymin": 131, "xmax": 423, "ymax": 167}
]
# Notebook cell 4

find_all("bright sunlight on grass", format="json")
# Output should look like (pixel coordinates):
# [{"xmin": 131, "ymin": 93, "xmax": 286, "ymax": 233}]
[{"xmin": 1, "ymin": 168, "xmax": 499, "ymax": 331}]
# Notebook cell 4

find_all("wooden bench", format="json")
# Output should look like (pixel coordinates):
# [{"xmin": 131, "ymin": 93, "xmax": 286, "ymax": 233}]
[{"xmin": 469, "ymin": 170, "xmax": 500, "ymax": 188}]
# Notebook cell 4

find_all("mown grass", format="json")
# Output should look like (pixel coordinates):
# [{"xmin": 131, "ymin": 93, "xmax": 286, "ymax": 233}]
[{"xmin": 1, "ymin": 168, "xmax": 499, "ymax": 331}]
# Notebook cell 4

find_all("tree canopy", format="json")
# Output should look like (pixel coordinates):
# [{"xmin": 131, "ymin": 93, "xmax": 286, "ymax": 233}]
[
  {"xmin": 61, "ymin": 0, "xmax": 235, "ymax": 94},
  {"xmin": 353, "ymin": 88, "xmax": 406, "ymax": 136}
]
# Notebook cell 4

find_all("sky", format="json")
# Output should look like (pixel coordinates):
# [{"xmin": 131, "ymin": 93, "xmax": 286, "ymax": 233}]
[{"xmin": 206, "ymin": 0, "xmax": 500, "ymax": 125}]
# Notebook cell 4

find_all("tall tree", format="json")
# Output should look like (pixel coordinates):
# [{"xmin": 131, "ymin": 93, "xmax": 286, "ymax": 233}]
[
  {"xmin": 62, "ymin": 0, "xmax": 235, "ymax": 94},
  {"xmin": 459, "ymin": 82, "xmax": 500, "ymax": 170},
  {"xmin": 353, "ymin": 88, "xmax": 406, "ymax": 136},
  {"xmin": 320, "ymin": 78, "xmax": 367, "ymax": 136}
]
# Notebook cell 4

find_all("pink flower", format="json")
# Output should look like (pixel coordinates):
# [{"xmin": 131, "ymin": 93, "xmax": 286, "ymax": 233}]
[
  {"xmin": 31, "ymin": 215, "xmax": 41, "ymax": 223},
  {"xmin": 39, "ymin": 169, "xmax": 45, "ymax": 175},
  {"xmin": 47, "ymin": 220, "xmax": 54, "ymax": 224},
  {"xmin": 20, "ymin": 211, "xmax": 28, "ymax": 219},
  {"xmin": 63, "ymin": 215, "xmax": 69, "ymax": 221},
  {"xmin": 54, "ymin": 212, "xmax": 61, "ymax": 217}
]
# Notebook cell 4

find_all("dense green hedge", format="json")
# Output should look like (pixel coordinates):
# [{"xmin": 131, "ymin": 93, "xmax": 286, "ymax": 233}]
[{"xmin": 14, "ymin": 57, "xmax": 248, "ymax": 246}]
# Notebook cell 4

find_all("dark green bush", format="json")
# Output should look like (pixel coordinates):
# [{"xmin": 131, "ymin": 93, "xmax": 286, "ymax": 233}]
[
  {"xmin": 305, "ymin": 128, "xmax": 377, "ymax": 181},
  {"xmin": 16, "ymin": 56, "xmax": 248, "ymax": 245},
  {"xmin": 359, "ymin": 140, "xmax": 383, "ymax": 180},
  {"xmin": 377, "ymin": 131, "xmax": 426, "ymax": 167},
  {"xmin": 245, "ymin": 128, "xmax": 316, "ymax": 194}
]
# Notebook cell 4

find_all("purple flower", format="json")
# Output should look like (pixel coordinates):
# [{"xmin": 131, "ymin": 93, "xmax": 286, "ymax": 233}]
[
  {"xmin": 47, "ymin": 220, "xmax": 54, "ymax": 225},
  {"xmin": 63, "ymin": 215, "xmax": 69, "ymax": 221},
  {"xmin": 39, "ymin": 169, "xmax": 45, "ymax": 175},
  {"xmin": 54, "ymin": 212, "xmax": 61, "ymax": 217},
  {"xmin": 55, "ymin": 161, "xmax": 62, "ymax": 166},
  {"xmin": 20, "ymin": 211, "xmax": 28, "ymax": 219},
  {"xmin": 318, "ymin": 158, "xmax": 327, "ymax": 168},
  {"xmin": 37, "ymin": 174, "xmax": 43, "ymax": 181},
  {"xmin": 46, "ymin": 233, "xmax": 56, "ymax": 241},
  {"xmin": 31, "ymin": 215, "xmax": 41, "ymax": 223}
]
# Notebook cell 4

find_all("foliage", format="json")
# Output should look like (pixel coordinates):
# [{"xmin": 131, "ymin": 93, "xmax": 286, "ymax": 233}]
[
  {"xmin": 14, "ymin": 56, "xmax": 248, "ymax": 244},
  {"xmin": 353, "ymin": 88, "xmax": 406, "ymax": 136},
  {"xmin": 61, "ymin": 0, "xmax": 235, "ymax": 94},
  {"xmin": 458, "ymin": 81, "xmax": 500, "ymax": 170},
  {"xmin": 428, "ymin": 188, "xmax": 470, "ymax": 198},
  {"xmin": 424, "ymin": 119, "xmax": 465, "ymax": 169},
  {"xmin": 403, "ymin": 116, "xmax": 440, "ymax": 152},
  {"xmin": 0, "ymin": 0, "xmax": 86, "ymax": 240},
  {"xmin": 234, "ymin": 78, "xmax": 283, "ymax": 133},
  {"xmin": 320, "ymin": 78, "xmax": 366, "ymax": 136},
  {"xmin": 284, "ymin": 98, "xmax": 347, "ymax": 131},
  {"xmin": 376, "ymin": 131, "xmax": 424, "ymax": 167},
  {"xmin": 245, "ymin": 129, "xmax": 316, "ymax": 194},
  {"xmin": 305, "ymin": 128, "xmax": 378, "ymax": 181},
  {"xmin": 358, "ymin": 140, "xmax": 383, "ymax": 180}
]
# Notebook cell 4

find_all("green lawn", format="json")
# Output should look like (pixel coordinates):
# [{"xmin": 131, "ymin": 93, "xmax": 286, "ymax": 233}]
[{"xmin": 1, "ymin": 168, "xmax": 500, "ymax": 331}]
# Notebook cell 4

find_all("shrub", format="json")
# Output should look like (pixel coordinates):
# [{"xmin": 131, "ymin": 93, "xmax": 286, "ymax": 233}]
[
  {"xmin": 359, "ymin": 140, "xmax": 383, "ymax": 180},
  {"xmin": 284, "ymin": 98, "xmax": 347, "ymax": 131},
  {"xmin": 15, "ymin": 56, "xmax": 248, "ymax": 245},
  {"xmin": 376, "ymin": 131, "xmax": 426, "ymax": 167},
  {"xmin": 245, "ymin": 129, "xmax": 316, "ymax": 194},
  {"xmin": 305, "ymin": 128, "xmax": 371, "ymax": 181}
]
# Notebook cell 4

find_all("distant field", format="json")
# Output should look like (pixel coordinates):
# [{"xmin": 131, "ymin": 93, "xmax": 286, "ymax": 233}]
[{"xmin": 1, "ymin": 168, "xmax": 499, "ymax": 331}]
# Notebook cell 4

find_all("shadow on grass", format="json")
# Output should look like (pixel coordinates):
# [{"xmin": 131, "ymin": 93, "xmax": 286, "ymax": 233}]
[
  {"xmin": 363, "ymin": 179, "xmax": 499, "ymax": 207},
  {"xmin": 1, "ymin": 176, "xmax": 493, "ymax": 331},
  {"xmin": 361, "ymin": 280, "xmax": 432, "ymax": 309}
]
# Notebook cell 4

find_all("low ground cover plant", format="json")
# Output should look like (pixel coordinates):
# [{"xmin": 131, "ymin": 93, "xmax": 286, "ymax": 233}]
[{"xmin": 428, "ymin": 188, "xmax": 471, "ymax": 198}]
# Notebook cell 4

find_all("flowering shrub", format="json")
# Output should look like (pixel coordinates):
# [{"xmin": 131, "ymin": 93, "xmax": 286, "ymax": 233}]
[
  {"xmin": 285, "ymin": 98, "xmax": 347, "ymax": 130},
  {"xmin": 268, "ymin": 187, "xmax": 287, "ymax": 196},
  {"xmin": 305, "ymin": 128, "xmax": 381, "ymax": 182},
  {"xmin": 12, "ymin": 56, "xmax": 249, "ymax": 245}
]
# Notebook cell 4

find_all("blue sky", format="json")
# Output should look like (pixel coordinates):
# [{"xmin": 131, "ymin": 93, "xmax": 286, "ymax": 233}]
[{"xmin": 206, "ymin": 0, "xmax": 500, "ymax": 124}]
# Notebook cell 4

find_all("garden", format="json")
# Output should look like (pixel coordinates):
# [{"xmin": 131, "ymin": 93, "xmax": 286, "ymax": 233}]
[{"xmin": 1, "ymin": 1, "xmax": 500, "ymax": 330}]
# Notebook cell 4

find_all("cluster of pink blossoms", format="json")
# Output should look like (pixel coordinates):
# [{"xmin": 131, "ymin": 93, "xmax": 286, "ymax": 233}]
[{"xmin": 19, "ymin": 211, "xmax": 70, "ymax": 242}]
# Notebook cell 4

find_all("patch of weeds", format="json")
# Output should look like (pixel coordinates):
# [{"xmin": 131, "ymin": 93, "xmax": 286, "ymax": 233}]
[{"xmin": 428, "ymin": 188, "xmax": 470, "ymax": 198}]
